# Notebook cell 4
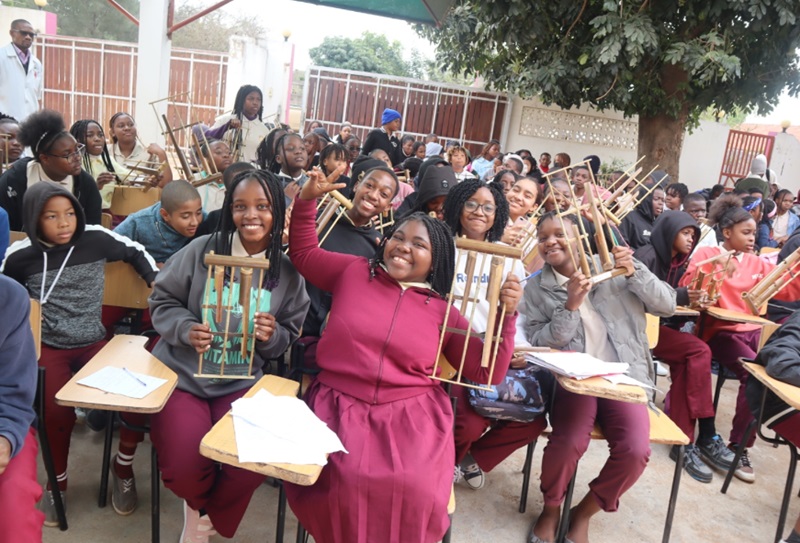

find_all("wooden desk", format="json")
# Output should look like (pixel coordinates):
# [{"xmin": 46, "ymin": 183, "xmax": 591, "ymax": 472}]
[
  {"xmin": 200, "ymin": 375, "xmax": 323, "ymax": 486},
  {"xmin": 29, "ymin": 298, "xmax": 41, "ymax": 360},
  {"xmin": 674, "ymin": 306, "xmax": 700, "ymax": 317},
  {"xmin": 706, "ymin": 306, "xmax": 772, "ymax": 325},
  {"xmin": 109, "ymin": 185, "xmax": 161, "ymax": 217},
  {"xmin": 103, "ymin": 261, "xmax": 153, "ymax": 310},
  {"xmin": 55, "ymin": 335, "xmax": 177, "ymax": 413},
  {"xmin": 743, "ymin": 361, "xmax": 800, "ymax": 411},
  {"xmin": 556, "ymin": 374, "xmax": 648, "ymax": 404}
]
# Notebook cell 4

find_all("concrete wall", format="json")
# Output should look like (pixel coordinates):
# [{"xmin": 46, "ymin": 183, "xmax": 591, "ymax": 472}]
[
  {"xmin": 502, "ymin": 96, "xmax": 745, "ymax": 193},
  {"xmin": 0, "ymin": 6, "xmax": 56, "ymax": 36},
  {"xmin": 770, "ymin": 132, "xmax": 800, "ymax": 196}
]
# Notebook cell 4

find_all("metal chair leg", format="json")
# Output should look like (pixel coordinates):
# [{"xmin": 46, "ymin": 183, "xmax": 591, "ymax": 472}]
[
  {"xmin": 519, "ymin": 441, "xmax": 536, "ymax": 513},
  {"xmin": 713, "ymin": 364, "xmax": 726, "ymax": 413},
  {"xmin": 98, "ymin": 411, "xmax": 115, "ymax": 507},
  {"xmin": 662, "ymin": 444, "xmax": 684, "ymax": 543},
  {"xmin": 36, "ymin": 367, "xmax": 68, "ymax": 530},
  {"xmin": 152, "ymin": 446, "xmax": 160, "ymax": 543},
  {"xmin": 556, "ymin": 471, "xmax": 577, "ymax": 543},
  {"xmin": 276, "ymin": 481, "xmax": 286, "ymax": 543},
  {"xmin": 295, "ymin": 524, "xmax": 307, "ymax": 543},
  {"xmin": 776, "ymin": 444, "xmax": 798, "ymax": 543},
  {"xmin": 442, "ymin": 515, "xmax": 452, "ymax": 543}
]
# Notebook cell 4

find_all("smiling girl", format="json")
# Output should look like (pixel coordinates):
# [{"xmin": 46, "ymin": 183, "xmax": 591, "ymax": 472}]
[
  {"xmin": 286, "ymin": 170, "xmax": 522, "ymax": 543},
  {"xmin": 107, "ymin": 112, "xmax": 172, "ymax": 187},
  {"xmin": 148, "ymin": 170, "xmax": 309, "ymax": 542}
]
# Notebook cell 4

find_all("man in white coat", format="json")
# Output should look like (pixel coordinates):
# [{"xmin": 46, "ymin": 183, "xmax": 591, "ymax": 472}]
[{"xmin": 0, "ymin": 19, "xmax": 43, "ymax": 122}]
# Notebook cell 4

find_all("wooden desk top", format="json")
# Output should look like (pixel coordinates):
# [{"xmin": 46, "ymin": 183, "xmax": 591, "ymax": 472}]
[
  {"xmin": 556, "ymin": 374, "xmax": 648, "ymax": 405},
  {"xmin": 743, "ymin": 362, "xmax": 800, "ymax": 411},
  {"xmin": 674, "ymin": 306, "xmax": 700, "ymax": 317},
  {"xmin": 55, "ymin": 335, "xmax": 177, "ymax": 413},
  {"xmin": 199, "ymin": 375, "xmax": 323, "ymax": 486},
  {"xmin": 706, "ymin": 306, "xmax": 771, "ymax": 325}
]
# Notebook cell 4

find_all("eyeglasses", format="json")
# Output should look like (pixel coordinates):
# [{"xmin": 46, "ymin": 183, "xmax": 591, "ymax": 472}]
[
  {"xmin": 12, "ymin": 29, "xmax": 36, "ymax": 38},
  {"xmin": 464, "ymin": 200, "xmax": 496, "ymax": 215},
  {"xmin": 47, "ymin": 144, "xmax": 85, "ymax": 161}
]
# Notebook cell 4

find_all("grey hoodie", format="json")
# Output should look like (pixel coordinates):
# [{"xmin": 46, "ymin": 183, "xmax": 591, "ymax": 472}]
[{"xmin": 148, "ymin": 234, "xmax": 310, "ymax": 398}]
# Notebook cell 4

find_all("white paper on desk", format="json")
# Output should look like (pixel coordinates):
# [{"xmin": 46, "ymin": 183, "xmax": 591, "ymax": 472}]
[
  {"xmin": 602, "ymin": 373, "xmax": 657, "ymax": 391},
  {"xmin": 525, "ymin": 352, "xmax": 629, "ymax": 379},
  {"xmin": 76, "ymin": 366, "xmax": 167, "ymax": 399},
  {"xmin": 231, "ymin": 389, "xmax": 347, "ymax": 466}
]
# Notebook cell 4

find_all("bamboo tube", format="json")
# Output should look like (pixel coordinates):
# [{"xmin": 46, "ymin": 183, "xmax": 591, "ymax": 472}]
[
  {"xmin": 459, "ymin": 251, "xmax": 478, "ymax": 314},
  {"xmin": 481, "ymin": 257, "xmax": 504, "ymax": 368},
  {"xmin": 162, "ymin": 114, "xmax": 193, "ymax": 179},
  {"xmin": 240, "ymin": 267, "xmax": 253, "ymax": 358},
  {"xmin": 586, "ymin": 186, "xmax": 613, "ymax": 271},
  {"xmin": 572, "ymin": 223, "xmax": 592, "ymax": 277},
  {"xmin": 198, "ymin": 256, "xmax": 214, "ymax": 376},
  {"xmin": 214, "ymin": 265, "xmax": 225, "ymax": 321},
  {"xmin": 694, "ymin": 249, "xmax": 736, "ymax": 268}
]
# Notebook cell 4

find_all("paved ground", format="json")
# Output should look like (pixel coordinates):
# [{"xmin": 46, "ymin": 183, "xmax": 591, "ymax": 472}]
[{"xmin": 42, "ymin": 372, "xmax": 789, "ymax": 542}]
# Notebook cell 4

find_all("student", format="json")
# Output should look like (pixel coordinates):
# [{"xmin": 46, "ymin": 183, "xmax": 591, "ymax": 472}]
[
  {"xmin": 272, "ymin": 133, "xmax": 309, "ymax": 205},
  {"xmin": 334, "ymin": 121, "xmax": 351, "ymax": 145},
  {"xmin": 572, "ymin": 164, "xmax": 610, "ymax": 205},
  {"xmin": 447, "ymin": 145, "xmax": 475, "ymax": 182},
  {"xmin": 0, "ymin": 113, "xmax": 22, "ymax": 165},
  {"xmin": 633, "ymin": 210, "xmax": 735, "ymax": 482},
  {"xmin": 285, "ymin": 168, "xmax": 521, "ymax": 543},
  {"xmin": 619, "ymin": 185, "xmax": 665, "ymax": 250},
  {"xmin": 148, "ymin": 170, "xmax": 309, "ymax": 541},
  {"xmin": 303, "ymin": 166, "xmax": 399, "ymax": 340},
  {"xmin": 771, "ymin": 189, "xmax": 799, "ymax": 245},
  {"xmin": 683, "ymin": 193, "xmax": 718, "ymax": 252},
  {"xmin": 0, "ymin": 274, "xmax": 42, "ymax": 542},
  {"xmin": 398, "ymin": 135, "xmax": 415, "ymax": 162},
  {"xmin": 361, "ymin": 108, "xmax": 402, "ymax": 166},
  {"xmin": 206, "ymin": 85, "xmax": 268, "ymax": 163},
  {"xmin": 107, "ymin": 112, "xmax": 173, "ymax": 188},
  {"xmin": 196, "ymin": 162, "xmax": 256, "ymax": 237},
  {"xmin": 491, "ymin": 169, "xmax": 520, "ymax": 196},
  {"xmin": 0, "ymin": 109, "xmax": 102, "ymax": 231},
  {"xmin": 442, "ymin": 179, "xmax": 541, "ymax": 489},
  {"xmin": 552, "ymin": 152, "xmax": 571, "ymax": 170},
  {"xmin": 196, "ymin": 138, "xmax": 234, "ymax": 214},
  {"xmin": 665, "ymin": 182, "xmax": 688, "ymax": 211},
  {"xmin": 1, "ymin": 182, "xmax": 157, "ymax": 524},
  {"xmin": 755, "ymin": 198, "xmax": 778, "ymax": 252},
  {"xmin": 539, "ymin": 152, "xmax": 551, "ymax": 174},
  {"xmin": 70, "ymin": 119, "xmax": 151, "ymax": 211},
  {"xmin": 542, "ymin": 178, "xmax": 571, "ymax": 214},
  {"xmin": 745, "ymin": 310, "xmax": 800, "ymax": 543},
  {"xmin": 318, "ymin": 143, "xmax": 351, "ymax": 195},
  {"xmin": 679, "ymin": 194, "xmax": 800, "ymax": 482},
  {"xmin": 303, "ymin": 131, "xmax": 323, "ymax": 170},
  {"xmin": 525, "ymin": 211, "xmax": 674, "ymax": 543},
  {"xmin": 115, "ymin": 180, "xmax": 205, "ymax": 265},
  {"xmin": 255, "ymin": 127, "xmax": 288, "ymax": 174},
  {"xmin": 396, "ymin": 163, "xmax": 456, "ymax": 220},
  {"xmin": 470, "ymin": 140, "xmax": 501, "ymax": 180},
  {"xmin": 343, "ymin": 134, "xmax": 361, "ymax": 166},
  {"xmin": 502, "ymin": 177, "xmax": 540, "ymax": 247}
]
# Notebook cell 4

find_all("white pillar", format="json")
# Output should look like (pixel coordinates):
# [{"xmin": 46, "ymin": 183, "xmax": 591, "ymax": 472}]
[{"xmin": 134, "ymin": 0, "xmax": 171, "ymax": 144}]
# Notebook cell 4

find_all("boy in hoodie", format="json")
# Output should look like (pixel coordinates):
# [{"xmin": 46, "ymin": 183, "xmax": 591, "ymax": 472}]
[
  {"xmin": 619, "ymin": 185, "xmax": 665, "ymax": 250},
  {"xmin": 115, "ymin": 180, "xmax": 205, "ymax": 265},
  {"xmin": 634, "ymin": 210, "xmax": 735, "ymax": 482},
  {"xmin": 1, "ymin": 183, "xmax": 158, "ymax": 524},
  {"xmin": 396, "ymin": 163, "xmax": 455, "ymax": 220},
  {"xmin": 0, "ymin": 274, "xmax": 42, "ymax": 541}
]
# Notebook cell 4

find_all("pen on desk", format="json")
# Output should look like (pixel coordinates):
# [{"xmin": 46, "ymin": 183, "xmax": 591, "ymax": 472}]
[
  {"xmin": 123, "ymin": 367, "xmax": 147, "ymax": 387},
  {"xmin": 520, "ymin": 270, "xmax": 543, "ymax": 284}
]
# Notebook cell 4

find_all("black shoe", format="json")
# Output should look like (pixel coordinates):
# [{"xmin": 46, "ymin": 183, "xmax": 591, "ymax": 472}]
[
  {"xmin": 85, "ymin": 409, "xmax": 108, "ymax": 432},
  {"xmin": 670, "ymin": 444, "xmax": 712, "ymax": 483},
  {"xmin": 697, "ymin": 434, "xmax": 735, "ymax": 471}
]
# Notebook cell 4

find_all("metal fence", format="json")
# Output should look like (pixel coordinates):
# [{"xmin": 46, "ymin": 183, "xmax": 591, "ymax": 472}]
[
  {"xmin": 38, "ymin": 34, "xmax": 229, "ymax": 130},
  {"xmin": 302, "ymin": 66, "xmax": 509, "ymax": 157}
]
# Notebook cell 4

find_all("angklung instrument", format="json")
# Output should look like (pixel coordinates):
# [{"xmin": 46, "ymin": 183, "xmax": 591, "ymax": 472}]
[
  {"xmin": 742, "ymin": 245, "xmax": 800, "ymax": 315},
  {"xmin": 688, "ymin": 249, "xmax": 735, "ymax": 308}
]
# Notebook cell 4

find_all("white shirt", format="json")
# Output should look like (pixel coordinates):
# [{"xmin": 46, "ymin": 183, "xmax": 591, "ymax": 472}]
[
  {"xmin": 210, "ymin": 113, "xmax": 269, "ymax": 164},
  {"xmin": 773, "ymin": 212, "xmax": 790, "ymax": 239},
  {"xmin": 0, "ymin": 43, "xmax": 43, "ymax": 122}
]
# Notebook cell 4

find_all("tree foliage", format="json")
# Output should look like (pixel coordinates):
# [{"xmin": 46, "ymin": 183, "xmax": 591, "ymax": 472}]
[
  {"xmin": 46, "ymin": 0, "xmax": 139, "ymax": 42},
  {"xmin": 309, "ymin": 32, "xmax": 421, "ymax": 78},
  {"xmin": 420, "ymin": 0, "xmax": 800, "ymax": 125},
  {"xmin": 171, "ymin": 2, "xmax": 265, "ymax": 52}
]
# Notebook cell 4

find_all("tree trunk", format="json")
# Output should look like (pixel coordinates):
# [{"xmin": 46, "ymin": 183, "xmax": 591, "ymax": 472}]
[{"xmin": 637, "ymin": 111, "xmax": 689, "ymax": 185}]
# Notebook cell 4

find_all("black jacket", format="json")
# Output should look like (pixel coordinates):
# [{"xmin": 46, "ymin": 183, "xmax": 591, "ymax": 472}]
[
  {"xmin": 0, "ymin": 158, "xmax": 102, "ymax": 232},
  {"xmin": 619, "ymin": 188, "xmax": 659, "ymax": 250},
  {"xmin": 634, "ymin": 210, "xmax": 699, "ymax": 307},
  {"xmin": 747, "ymin": 310, "xmax": 800, "ymax": 428},
  {"xmin": 361, "ymin": 128, "xmax": 401, "ymax": 166},
  {"xmin": 767, "ymin": 229, "xmax": 800, "ymax": 321}
]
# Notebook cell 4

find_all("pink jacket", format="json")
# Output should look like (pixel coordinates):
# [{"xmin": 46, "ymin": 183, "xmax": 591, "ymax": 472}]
[{"xmin": 289, "ymin": 196, "xmax": 516, "ymax": 404}]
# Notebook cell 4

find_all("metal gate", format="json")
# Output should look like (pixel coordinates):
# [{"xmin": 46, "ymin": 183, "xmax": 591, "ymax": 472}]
[{"xmin": 718, "ymin": 130, "xmax": 775, "ymax": 188}]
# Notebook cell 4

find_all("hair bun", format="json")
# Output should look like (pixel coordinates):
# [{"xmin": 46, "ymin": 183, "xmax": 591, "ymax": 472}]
[
  {"xmin": 707, "ymin": 193, "xmax": 743, "ymax": 226},
  {"xmin": 18, "ymin": 109, "xmax": 66, "ymax": 150}
]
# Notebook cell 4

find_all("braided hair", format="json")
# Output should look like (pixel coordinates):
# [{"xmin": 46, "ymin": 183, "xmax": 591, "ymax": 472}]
[
  {"xmin": 369, "ymin": 212, "xmax": 455, "ymax": 298},
  {"xmin": 708, "ymin": 193, "xmax": 751, "ymax": 230},
  {"xmin": 442, "ymin": 178, "xmax": 509, "ymax": 242},
  {"xmin": 214, "ymin": 169, "xmax": 285, "ymax": 289},
  {"xmin": 18, "ymin": 109, "xmax": 71, "ymax": 160},
  {"xmin": 70, "ymin": 119, "xmax": 115, "ymax": 175},
  {"xmin": 0, "ymin": 113, "xmax": 18, "ymax": 126},
  {"xmin": 256, "ymin": 127, "xmax": 287, "ymax": 173},
  {"xmin": 233, "ymin": 85, "xmax": 263, "ymax": 121},
  {"xmin": 271, "ymin": 132, "xmax": 305, "ymax": 175}
]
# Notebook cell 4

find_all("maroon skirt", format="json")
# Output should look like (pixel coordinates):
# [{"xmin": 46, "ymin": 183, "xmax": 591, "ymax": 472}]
[{"xmin": 285, "ymin": 381, "xmax": 454, "ymax": 543}]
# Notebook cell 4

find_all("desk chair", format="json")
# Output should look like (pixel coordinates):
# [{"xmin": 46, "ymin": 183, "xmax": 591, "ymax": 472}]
[
  {"xmin": 722, "ymin": 359, "xmax": 799, "ymax": 543},
  {"xmin": 109, "ymin": 186, "xmax": 161, "ymax": 217}
]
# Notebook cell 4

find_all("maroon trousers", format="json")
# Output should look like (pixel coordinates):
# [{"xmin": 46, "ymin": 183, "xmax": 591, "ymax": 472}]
[
  {"xmin": 540, "ymin": 386, "xmax": 650, "ymax": 512},
  {"xmin": 0, "ymin": 429, "xmax": 44, "ymax": 542},
  {"xmin": 707, "ymin": 329, "xmax": 760, "ymax": 447},
  {"xmin": 773, "ymin": 413, "xmax": 800, "ymax": 448},
  {"xmin": 150, "ymin": 388, "xmax": 264, "ymax": 538},
  {"xmin": 652, "ymin": 326, "xmax": 715, "ymax": 441},
  {"xmin": 452, "ymin": 384, "xmax": 547, "ymax": 472}
]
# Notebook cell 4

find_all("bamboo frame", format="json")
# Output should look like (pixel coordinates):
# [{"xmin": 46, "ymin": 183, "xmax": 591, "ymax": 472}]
[
  {"xmin": 316, "ymin": 190, "xmax": 355, "ymax": 247},
  {"xmin": 430, "ymin": 238, "xmax": 522, "ymax": 391},
  {"xmin": 742, "ymin": 246, "xmax": 800, "ymax": 315},
  {"xmin": 196, "ymin": 252, "xmax": 271, "ymax": 380},
  {"xmin": 0, "ymin": 133, "xmax": 10, "ymax": 174},
  {"xmin": 688, "ymin": 249, "xmax": 734, "ymax": 308}
]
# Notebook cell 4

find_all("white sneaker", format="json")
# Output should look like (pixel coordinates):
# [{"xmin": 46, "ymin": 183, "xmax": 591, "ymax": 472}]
[
  {"xmin": 655, "ymin": 360, "xmax": 669, "ymax": 377},
  {"xmin": 180, "ymin": 501, "xmax": 217, "ymax": 543},
  {"xmin": 460, "ymin": 461, "xmax": 485, "ymax": 490}
]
